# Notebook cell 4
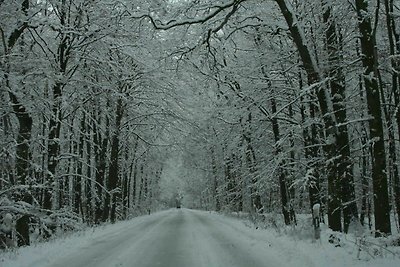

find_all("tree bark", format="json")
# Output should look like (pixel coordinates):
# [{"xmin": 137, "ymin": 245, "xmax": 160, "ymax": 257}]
[
  {"xmin": 354, "ymin": 0, "xmax": 391, "ymax": 236},
  {"xmin": 94, "ymin": 111, "xmax": 108, "ymax": 223},
  {"xmin": 271, "ymin": 96, "xmax": 295, "ymax": 225},
  {"xmin": 275, "ymin": 0, "xmax": 343, "ymax": 230},
  {"xmin": 323, "ymin": 2, "xmax": 358, "ymax": 233},
  {"xmin": 9, "ymin": 92, "xmax": 32, "ymax": 246},
  {"xmin": 210, "ymin": 145, "xmax": 220, "ymax": 211},
  {"xmin": 242, "ymin": 111, "xmax": 262, "ymax": 212},
  {"xmin": 384, "ymin": 0, "xmax": 400, "ymax": 230},
  {"xmin": 104, "ymin": 97, "xmax": 123, "ymax": 222},
  {"xmin": 299, "ymin": 73, "xmax": 325, "ymax": 228},
  {"xmin": 44, "ymin": 0, "xmax": 69, "ymax": 211},
  {"xmin": 3, "ymin": 0, "xmax": 32, "ymax": 246}
]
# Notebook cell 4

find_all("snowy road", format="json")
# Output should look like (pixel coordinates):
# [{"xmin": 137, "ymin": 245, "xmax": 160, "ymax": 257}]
[
  {"xmin": 36, "ymin": 209, "xmax": 284, "ymax": 267},
  {"xmin": 3, "ymin": 209, "xmax": 400, "ymax": 267}
]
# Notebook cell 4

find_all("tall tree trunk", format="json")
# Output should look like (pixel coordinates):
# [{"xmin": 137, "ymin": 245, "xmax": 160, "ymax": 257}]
[
  {"xmin": 9, "ymin": 93, "xmax": 32, "ymax": 246},
  {"xmin": 74, "ymin": 115, "xmax": 85, "ymax": 215},
  {"xmin": 105, "ymin": 97, "xmax": 124, "ymax": 223},
  {"xmin": 354, "ymin": 0, "xmax": 391, "ymax": 236},
  {"xmin": 85, "ymin": 124, "xmax": 92, "ymax": 223},
  {"xmin": 224, "ymin": 154, "xmax": 235, "ymax": 210},
  {"xmin": 323, "ymin": 2, "xmax": 358, "ymax": 233},
  {"xmin": 44, "ymin": 0, "xmax": 69, "ymax": 211},
  {"xmin": 3, "ymin": 0, "xmax": 32, "ymax": 246},
  {"xmin": 44, "ymin": 82, "xmax": 62, "ymax": 211},
  {"xmin": 271, "ymin": 96, "xmax": 295, "ymax": 225},
  {"xmin": 210, "ymin": 145, "xmax": 220, "ymax": 211},
  {"xmin": 359, "ymin": 130, "xmax": 371, "ymax": 228},
  {"xmin": 299, "ymin": 75, "xmax": 324, "ymax": 227},
  {"xmin": 242, "ymin": 111, "xmax": 262, "ymax": 212},
  {"xmin": 122, "ymin": 150, "xmax": 129, "ymax": 218},
  {"xmin": 287, "ymin": 104, "xmax": 297, "ymax": 223},
  {"xmin": 94, "ymin": 112, "xmax": 108, "ymax": 223},
  {"xmin": 132, "ymin": 159, "xmax": 138, "ymax": 209},
  {"xmin": 384, "ymin": 0, "xmax": 400, "ymax": 230},
  {"xmin": 275, "ymin": 0, "xmax": 345, "ymax": 231}
]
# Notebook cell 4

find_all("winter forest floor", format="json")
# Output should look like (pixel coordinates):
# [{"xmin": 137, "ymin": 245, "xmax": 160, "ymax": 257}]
[{"xmin": 1, "ymin": 209, "xmax": 400, "ymax": 267}]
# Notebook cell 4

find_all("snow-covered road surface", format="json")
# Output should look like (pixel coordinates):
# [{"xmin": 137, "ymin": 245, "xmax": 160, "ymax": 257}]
[
  {"xmin": 2, "ymin": 209, "xmax": 399, "ymax": 267},
  {"xmin": 43, "ymin": 209, "xmax": 283, "ymax": 267}
]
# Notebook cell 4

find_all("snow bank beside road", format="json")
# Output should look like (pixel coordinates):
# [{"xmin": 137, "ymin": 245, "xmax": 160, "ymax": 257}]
[
  {"xmin": 0, "ymin": 210, "xmax": 170, "ymax": 267},
  {"xmin": 210, "ymin": 210, "xmax": 400, "ymax": 267}
]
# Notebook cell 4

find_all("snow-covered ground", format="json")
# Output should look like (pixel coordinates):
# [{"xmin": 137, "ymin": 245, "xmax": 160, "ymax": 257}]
[{"xmin": 1, "ymin": 209, "xmax": 399, "ymax": 267}]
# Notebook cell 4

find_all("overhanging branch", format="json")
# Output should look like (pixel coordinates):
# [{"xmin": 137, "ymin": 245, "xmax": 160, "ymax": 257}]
[{"xmin": 132, "ymin": 0, "xmax": 247, "ymax": 31}]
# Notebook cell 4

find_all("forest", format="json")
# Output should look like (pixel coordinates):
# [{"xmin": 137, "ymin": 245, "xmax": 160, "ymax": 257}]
[{"xmin": 1, "ymin": 0, "xmax": 400, "ymax": 248}]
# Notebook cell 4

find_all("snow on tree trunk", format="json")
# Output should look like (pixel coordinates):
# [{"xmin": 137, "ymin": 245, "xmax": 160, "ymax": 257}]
[
  {"xmin": 105, "ymin": 97, "xmax": 124, "ymax": 223},
  {"xmin": 322, "ymin": 0, "xmax": 358, "ymax": 233},
  {"xmin": 275, "ymin": 0, "xmax": 342, "ymax": 231},
  {"xmin": 384, "ymin": 0, "xmax": 400, "ymax": 230},
  {"xmin": 354, "ymin": 0, "xmax": 391, "ymax": 236},
  {"xmin": 4, "ymin": 0, "xmax": 32, "ymax": 246}
]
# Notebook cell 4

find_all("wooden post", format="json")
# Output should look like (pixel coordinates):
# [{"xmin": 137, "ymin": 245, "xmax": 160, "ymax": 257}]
[{"xmin": 313, "ymin": 203, "xmax": 321, "ymax": 240}]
